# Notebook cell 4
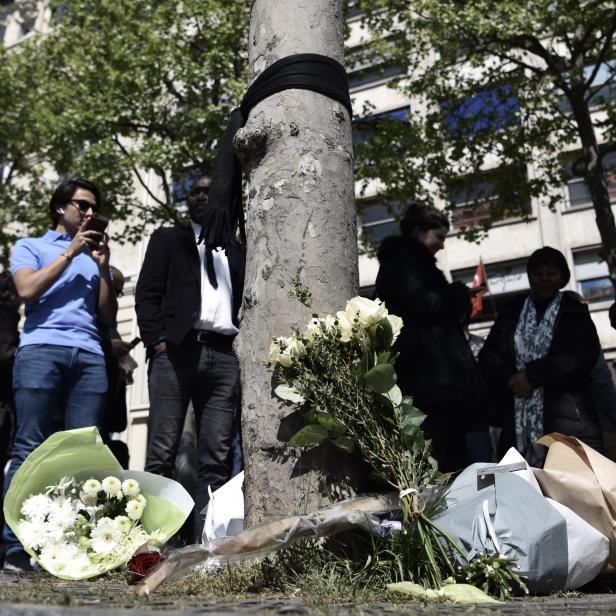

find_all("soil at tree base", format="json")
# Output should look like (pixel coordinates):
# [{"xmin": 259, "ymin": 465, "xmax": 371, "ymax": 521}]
[{"xmin": 0, "ymin": 572, "xmax": 615, "ymax": 615}]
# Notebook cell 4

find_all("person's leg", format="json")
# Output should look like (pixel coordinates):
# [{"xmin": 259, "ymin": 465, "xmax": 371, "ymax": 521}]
[
  {"xmin": 2, "ymin": 345, "xmax": 67, "ymax": 562},
  {"xmin": 192, "ymin": 345, "xmax": 240, "ymax": 542},
  {"xmin": 64, "ymin": 348, "xmax": 108, "ymax": 431},
  {"xmin": 420, "ymin": 400, "xmax": 468, "ymax": 473},
  {"xmin": 144, "ymin": 348, "xmax": 193, "ymax": 479}
]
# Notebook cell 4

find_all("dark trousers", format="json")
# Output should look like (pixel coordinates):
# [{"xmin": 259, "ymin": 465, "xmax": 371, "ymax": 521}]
[
  {"xmin": 417, "ymin": 398, "xmax": 469, "ymax": 473},
  {"xmin": 145, "ymin": 337, "xmax": 240, "ymax": 542}
]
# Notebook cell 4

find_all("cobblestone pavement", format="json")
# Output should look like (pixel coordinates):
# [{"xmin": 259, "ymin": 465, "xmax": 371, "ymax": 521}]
[{"xmin": 0, "ymin": 573, "xmax": 615, "ymax": 615}]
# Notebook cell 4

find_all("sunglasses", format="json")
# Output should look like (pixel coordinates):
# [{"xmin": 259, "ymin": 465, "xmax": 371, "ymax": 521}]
[{"xmin": 69, "ymin": 199, "xmax": 99, "ymax": 213}]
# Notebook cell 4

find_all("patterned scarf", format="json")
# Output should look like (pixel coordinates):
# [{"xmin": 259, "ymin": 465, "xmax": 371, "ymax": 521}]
[{"xmin": 513, "ymin": 292, "xmax": 562, "ymax": 464}]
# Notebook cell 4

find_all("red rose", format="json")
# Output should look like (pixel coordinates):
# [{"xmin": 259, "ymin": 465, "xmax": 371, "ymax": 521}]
[{"xmin": 128, "ymin": 551, "xmax": 163, "ymax": 576}]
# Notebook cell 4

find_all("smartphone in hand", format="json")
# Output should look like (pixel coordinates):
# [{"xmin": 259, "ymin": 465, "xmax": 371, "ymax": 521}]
[
  {"xmin": 129, "ymin": 337, "xmax": 141, "ymax": 349},
  {"xmin": 83, "ymin": 213, "xmax": 109, "ymax": 234}
]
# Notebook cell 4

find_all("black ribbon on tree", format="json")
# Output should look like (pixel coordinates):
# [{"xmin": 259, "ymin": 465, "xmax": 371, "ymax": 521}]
[{"xmin": 199, "ymin": 53, "xmax": 352, "ymax": 257}]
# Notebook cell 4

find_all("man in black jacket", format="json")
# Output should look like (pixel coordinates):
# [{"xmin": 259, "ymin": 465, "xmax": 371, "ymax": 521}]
[{"xmin": 135, "ymin": 176, "xmax": 245, "ymax": 541}]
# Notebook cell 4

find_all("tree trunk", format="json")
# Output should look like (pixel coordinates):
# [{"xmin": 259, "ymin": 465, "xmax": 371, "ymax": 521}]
[
  {"xmin": 570, "ymin": 94, "xmax": 616, "ymax": 289},
  {"xmin": 235, "ymin": 0, "xmax": 359, "ymax": 527}
]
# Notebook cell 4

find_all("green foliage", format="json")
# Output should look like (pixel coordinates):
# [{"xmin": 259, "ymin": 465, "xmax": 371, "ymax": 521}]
[
  {"xmin": 354, "ymin": 0, "xmax": 616, "ymax": 249},
  {"xmin": 0, "ymin": 0, "xmax": 250, "ymax": 257}
]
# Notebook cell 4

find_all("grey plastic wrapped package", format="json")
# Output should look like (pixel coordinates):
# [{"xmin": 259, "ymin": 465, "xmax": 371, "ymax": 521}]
[{"xmin": 435, "ymin": 466, "xmax": 569, "ymax": 594}]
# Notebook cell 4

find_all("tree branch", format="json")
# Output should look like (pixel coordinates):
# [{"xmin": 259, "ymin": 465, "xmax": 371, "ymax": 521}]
[
  {"xmin": 112, "ymin": 135, "xmax": 168, "ymax": 209},
  {"xmin": 583, "ymin": 16, "xmax": 616, "ymax": 89}
]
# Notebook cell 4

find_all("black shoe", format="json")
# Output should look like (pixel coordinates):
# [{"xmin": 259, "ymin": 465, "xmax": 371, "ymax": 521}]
[{"xmin": 3, "ymin": 550, "xmax": 39, "ymax": 573}]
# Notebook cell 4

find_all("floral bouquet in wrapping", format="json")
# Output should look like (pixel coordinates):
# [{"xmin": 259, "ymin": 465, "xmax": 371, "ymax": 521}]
[
  {"xmin": 269, "ymin": 296, "xmax": 463, "ymax": 588},
  {"xmin": 4, "ymin": 427, "xmax": 193, "ymax": 579}
]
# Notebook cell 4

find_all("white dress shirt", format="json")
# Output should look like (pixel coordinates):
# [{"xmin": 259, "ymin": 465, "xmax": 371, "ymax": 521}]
[{"xmin": 190, "ymin": 221, "xmax": 239, "ymax": 335}]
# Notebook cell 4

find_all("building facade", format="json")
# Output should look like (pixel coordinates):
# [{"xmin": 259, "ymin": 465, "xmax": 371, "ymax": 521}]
[{"xmin": 3, "ymin": 1, "xmax": 616, "ymax": 469}]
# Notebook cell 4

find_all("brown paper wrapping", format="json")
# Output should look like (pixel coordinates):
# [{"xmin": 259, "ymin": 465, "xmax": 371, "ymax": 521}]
[{"xmin": 533, "ymin": 433, "xmax": 616, "ymax": 571}]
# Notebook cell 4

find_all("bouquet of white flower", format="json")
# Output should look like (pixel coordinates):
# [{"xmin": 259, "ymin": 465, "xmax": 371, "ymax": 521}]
[
  {"xmin": 269, "ymin": 296, "xmax": 462, "ymax": 588},
  {"xmin": 4, "ymin": 427, "xmax": 193, "ymax": 579},
  {"xmin": 18, "ymin": 475, "xmax": 163, "ymax": 578}
]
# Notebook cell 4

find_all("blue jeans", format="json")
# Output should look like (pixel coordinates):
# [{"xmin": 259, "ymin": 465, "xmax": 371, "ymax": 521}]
[{"xmin": 3, "ymin": 344, "xmax": 107, "ymax": 556}]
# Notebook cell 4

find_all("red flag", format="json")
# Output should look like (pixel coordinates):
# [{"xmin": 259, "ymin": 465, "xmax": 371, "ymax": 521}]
[{"xmin": 470, "ymin": 259, "xmax": 488, "ymax": 317}]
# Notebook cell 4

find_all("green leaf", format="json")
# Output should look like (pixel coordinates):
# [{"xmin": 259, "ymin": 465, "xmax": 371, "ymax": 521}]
[
  {"xmin": 374, "ymin": 317, "xmax": 393, "ymax": 350},
  {"xmin": 363, "ymin": 363, "xmax": 396, "ymax": 393},
  {"xmin": 385, "ymin": 385, "xmax": 402, "ymax": 406},
  {"xmin": 274, "ymin": 384, "xmax": 305, "ymax": 404},
  {"xmin": 288, "ymin": 424, "xmax": 329, "ymax": 448},
  {"xmin": 332, "ymin": 436, "xmax": 355, "ymax": 453},
  {"xmin": 376, "ymin": 351, "xmax": 394, "ymax": 365},
  {"xmin": 314, "ymin": 412, "xmax": 347, "ymax": 437}
]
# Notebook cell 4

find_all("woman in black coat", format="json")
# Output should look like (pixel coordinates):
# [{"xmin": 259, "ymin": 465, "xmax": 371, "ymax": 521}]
[
  {"xmin": 479, "ymin": 247, "xmax": 602, "ymax": 465},
  {"xmin": 375, "ymin": 203, "xmax": 485, "ymax": 471}
]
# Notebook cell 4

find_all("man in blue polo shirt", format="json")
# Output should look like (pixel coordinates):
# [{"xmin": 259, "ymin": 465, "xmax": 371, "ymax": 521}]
[{"xmin": 2, "ymin": 178, "xmax": 117, "ymax": 572}]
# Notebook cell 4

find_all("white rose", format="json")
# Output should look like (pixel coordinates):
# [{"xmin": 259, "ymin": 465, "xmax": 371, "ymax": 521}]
[
  {"xmin": 345, "ymin": 297, "xmax": 388, "ymax": 328},
  {"xmin": 335, "ymin": 311, "xmax": 354, "ymax": 342},
  {"xmin": 269, "ymin": 336, "xmax": 306, "ymax": 367},
  {"xmin": 387, "ymin": 314, "xmax": 403, "ymax": 343},
  {"xmin": 304, "ymin": 317, "xmax": 322, "ymax": 343}
]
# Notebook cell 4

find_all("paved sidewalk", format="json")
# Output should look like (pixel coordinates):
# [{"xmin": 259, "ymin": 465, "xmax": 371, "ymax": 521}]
[{"xmin": 0, "ymin": 572, "xmax": 614, "ymax": 615}]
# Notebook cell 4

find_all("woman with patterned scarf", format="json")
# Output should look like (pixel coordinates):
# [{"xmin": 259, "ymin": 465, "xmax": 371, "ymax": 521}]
[{"xmin": 479, "ymin": 247, "xmax": 602, "ymax": 466}]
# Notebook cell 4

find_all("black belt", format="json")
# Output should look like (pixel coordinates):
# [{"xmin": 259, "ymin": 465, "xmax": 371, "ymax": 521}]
[{"xmin": 190, "ymin": 329, "xmax": 236, "ymax": 349}]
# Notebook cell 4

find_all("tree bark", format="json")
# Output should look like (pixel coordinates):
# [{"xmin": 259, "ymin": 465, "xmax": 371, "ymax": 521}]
[
  {"xmin": 235, "ymin": 0, "xmax": 359, "ymax": 527},
  {"xmin": 569, "ymin": 92, "xmax": 616, "ymax": 289}
]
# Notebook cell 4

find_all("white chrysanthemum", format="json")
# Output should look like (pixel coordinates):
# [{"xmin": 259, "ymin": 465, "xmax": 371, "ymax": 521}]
[
  {"xmin": 44, "ymin": 517, "xmax": 68, "ymax": 542},
  {"xmin": 82, "ymin": 478, "xmax": 102, "ymax": 497},
  {"xmin": 121, "ymin": 479, "xmax": 139, "ymax": 497},
  {"xmin": 125, "ymin": 498, "xmax": 145, "ymax": 521},
  {"xmin": 114, "ymin": 515, "xmax": 132, "ymax": 534},
  {"xmin": 90, "ymin": 521, "xmax": 121, "ymax": 554},
  {"xmin": 39, "ymin": 543, "xmax": 64, "ymax": 569},
  {"xmin": 18, "ymin": 519, "xmax": 48, "ymax": 550},
  {"xmin": 20, "ymin": 493, "xmax": 52, "ymax": 521},
  {"xmin": 66, "ymin": 553, "xmax": 96, "ymax": 578},
  {"xmin": 101, "ymin": 476, "xmax": 122, "ymax": 499},
  {"xmin": 135, "ymin": 494, "xmax": 147, "ymax": 507},
  {"xmin": 48, "ymin": 497, "xmax": 78, "ymax": 527}
]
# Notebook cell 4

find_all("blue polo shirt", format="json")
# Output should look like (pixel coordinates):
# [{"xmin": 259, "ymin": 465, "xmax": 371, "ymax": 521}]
[{"xmin": 10, "ymin": 230, "xmax": 103, "ymax": 355}]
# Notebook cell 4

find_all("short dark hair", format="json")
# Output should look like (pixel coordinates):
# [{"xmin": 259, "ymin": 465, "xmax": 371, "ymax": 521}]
[
  {"xmin": 526, "ymin": 246, "xmax": 571, "ymax": 287},
  {"xmin": 48, "ymin": 178, "xmax": 101, "ymax": 224},
  {"xmin": 400, "ymin": 201, "xmax": 450, "ymax": 238}
]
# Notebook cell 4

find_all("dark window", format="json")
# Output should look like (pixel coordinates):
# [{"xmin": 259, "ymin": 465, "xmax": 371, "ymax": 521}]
[
  {"xmin": 441, "ymin": 84, "xmax": 519, "ymax": 137},
  {"xmin": 448, "ymin": 168, "xmax": 531, "ymax": 230},
  {"xmin": 353, "ymin": 106, "xmax": 410, "ymax": 145},
  {"xmin": 573, "ymin": 248, "xmax": 615, "ymax": 303},
  {"xmin": 358, "ymin": 198, "xmax": 403, "ymax": 248},
  {"xmin": 345, "ymin": 0, "xmax": 364, "ymax": 19},
  {"xmin": 347, "ymin": 41, "xmax": 405, "ymax": 90},
  {"xmin": 564, "ymin": 150, "xmax": 616, "ymax": 208}
]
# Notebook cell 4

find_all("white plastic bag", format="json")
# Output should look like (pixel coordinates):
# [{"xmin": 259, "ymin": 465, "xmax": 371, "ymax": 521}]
[{"xmin": 202, "ymin": 471, "xmax": 245, "ymax": 544}]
